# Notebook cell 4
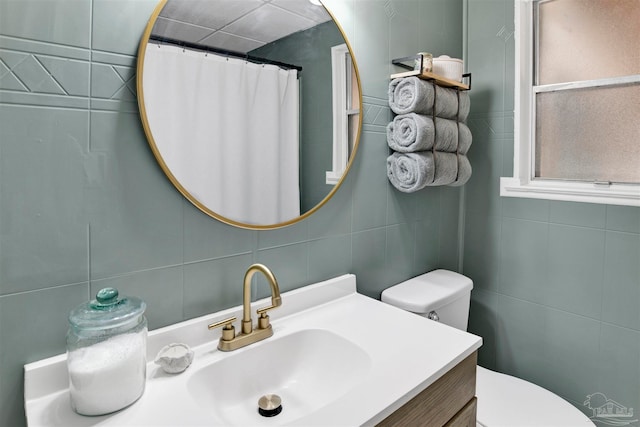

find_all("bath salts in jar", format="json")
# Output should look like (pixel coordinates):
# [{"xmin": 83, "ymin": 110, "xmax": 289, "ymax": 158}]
[
  {"xmin": 414, "ymin": 52, "xmax": 433, "ymax": 73},
  {"xmin": 67, "ymin": 287, "xmax": 147, "ymax": 416}
]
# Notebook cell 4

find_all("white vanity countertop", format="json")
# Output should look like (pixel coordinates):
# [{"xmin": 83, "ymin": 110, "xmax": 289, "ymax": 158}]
[{"xmin": 25, "ymin": 274, "xmax": 482, "ymax": 426}]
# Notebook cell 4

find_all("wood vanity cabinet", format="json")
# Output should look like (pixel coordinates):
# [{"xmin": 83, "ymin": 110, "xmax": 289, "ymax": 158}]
[{"xmin": 377, "ymin": 351, "xmax": 477, "ymax": 427}]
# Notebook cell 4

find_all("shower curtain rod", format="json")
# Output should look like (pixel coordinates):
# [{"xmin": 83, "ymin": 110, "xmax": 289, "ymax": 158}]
[{"xmin": 149, "ymin": 36, "xmax": 303, "ymax": 72}]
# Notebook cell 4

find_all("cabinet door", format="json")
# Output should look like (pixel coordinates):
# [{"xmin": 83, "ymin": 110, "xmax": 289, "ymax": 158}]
[{"xmin": 445, "ymin": 397, "xmax": 477, "ymax": 427}]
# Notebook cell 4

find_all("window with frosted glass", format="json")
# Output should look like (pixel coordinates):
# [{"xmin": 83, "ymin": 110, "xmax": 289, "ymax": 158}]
[
  {"xmin": 536, "ymin": 85, "xmax": 640, "ymax": 183},
  {"xmin": 533, "ymin": 0, "xmax": 640, "ymax": 184}
]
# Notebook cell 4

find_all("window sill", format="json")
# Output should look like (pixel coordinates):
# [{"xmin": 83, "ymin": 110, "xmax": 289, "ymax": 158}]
[
  {"xmin": 500, "ymin": 177, "xmax": 640, "ymax": 207},
  {"xmin": 326, "ymin": 171, "xmax": 342, "ymax": 185}
]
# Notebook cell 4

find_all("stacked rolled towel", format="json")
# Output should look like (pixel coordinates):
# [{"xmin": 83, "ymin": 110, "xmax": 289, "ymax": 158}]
[
  {"xmin": 450, "ymin": 155, "xmax": 472, "ymax": 187},
  {"xmin": 386, "ymin": 76, "xmax": 473, "ymax": 192},
  {"xmin": 388, "ymin": 76, "xmax": 470, "ymax": 121},
  {"xmin": 386, "ymin": 113, "xmax": 472, "ymax": 154},
  {"xmin": 387, "ymin": 151, "xmax": 471, "ymax": 193},
  {"xmin": 386, "ymin": 152, "xmax": 434, "ymax": 193}
]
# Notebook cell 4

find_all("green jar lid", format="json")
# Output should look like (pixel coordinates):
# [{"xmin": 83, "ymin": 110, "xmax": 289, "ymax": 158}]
[{"xmin": 69, "ymin": 287, "xmax": 146, "ymax": 330}]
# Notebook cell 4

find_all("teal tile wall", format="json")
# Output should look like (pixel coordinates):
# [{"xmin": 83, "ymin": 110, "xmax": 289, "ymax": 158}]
[
  {"xmin": 463, "ymin": 0, "xmax": 640, "ymax": 417},
  {"xmin": 0, "ymin": 0, "xmax": 463, "ymax": 425}
]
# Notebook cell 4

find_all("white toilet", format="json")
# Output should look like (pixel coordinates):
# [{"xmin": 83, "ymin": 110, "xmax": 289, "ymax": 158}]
[{"xmin": 381, "ymin": 269, "xmax": 595, "ymax": 427}]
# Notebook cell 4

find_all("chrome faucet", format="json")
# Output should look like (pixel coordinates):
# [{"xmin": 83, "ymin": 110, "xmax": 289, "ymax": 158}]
[{"xmin": 208, "ymin": 264, "xmax": 282, "ymax": 351}]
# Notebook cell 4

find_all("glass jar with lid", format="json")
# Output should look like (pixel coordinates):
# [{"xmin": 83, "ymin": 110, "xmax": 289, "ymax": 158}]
[{"xmin": 67, "ymin": 287, "xmax": 147, "ymax": 416}]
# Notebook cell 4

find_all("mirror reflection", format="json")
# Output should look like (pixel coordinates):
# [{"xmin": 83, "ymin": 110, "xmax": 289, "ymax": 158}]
[{"xmin": 137, "ymin": 0, "xmax": 361, "ymax": 229}]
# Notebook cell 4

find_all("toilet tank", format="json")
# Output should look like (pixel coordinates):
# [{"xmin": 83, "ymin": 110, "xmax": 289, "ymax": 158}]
[{"xmin": 381, "ymin": 270, "xmax": 473, "ymax": 331}]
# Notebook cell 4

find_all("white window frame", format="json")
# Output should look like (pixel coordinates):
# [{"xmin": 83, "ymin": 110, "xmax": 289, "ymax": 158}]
[
  {"xmin": 500, "ymin": 0, "xmax": 640, "ymax": 207},
  {"xmin": 326, "ymin": 44, "xmax": 358, "ymax": 185}
]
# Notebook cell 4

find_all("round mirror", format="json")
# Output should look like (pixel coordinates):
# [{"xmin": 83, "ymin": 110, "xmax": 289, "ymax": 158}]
[{"xmin": 137, "ymin": 0, "xmax": 362, "ymax": 230}]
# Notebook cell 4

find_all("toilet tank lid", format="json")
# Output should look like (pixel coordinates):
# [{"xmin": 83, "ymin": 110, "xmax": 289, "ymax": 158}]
[{"xmin": 381, "ymin": 270, "xmax": 473, "ymax": 313}]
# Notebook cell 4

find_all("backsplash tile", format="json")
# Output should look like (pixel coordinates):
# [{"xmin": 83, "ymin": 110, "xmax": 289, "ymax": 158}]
[
  {"xmin": 465, "ymin": 0, "xmax": 512, "ymax": 114},
  {"xmin": 91, "ymin": 266, "xmax": 184, "ymax": 330},
  {"xmin": 306, "ymin": 175, "xmax": 353, "ymax": 240},
  {"xmin": 0, "ymin": 105, "xmax": 89, "ymax": 295},
  {"xmin": 385, "ymin": 222, "xmax": 418, "ymax": 284},
  {"xmin": 468, "ymin": 288, "xmax": 498, "ymax": 369},
  {"xmin": 464, "ymin": 128, "xmax": 504, "ymax": 218},
  {"xmin": 0, "ymin": 0, "xmax": 90, "ymax": 48},
  {"xmin": 87, "ymin": 111, "xmax": 183, "ymax": 280},
  {"xmin": 362, "ymin": 101, "xmax": 390, "ymax": 129},
  {"xmin": 183, "ymin": 206, "xmax": 255, "ymax": 263},
  {"xmin": 36, "ymin": 55, "xmax": 91, "ymax": 97},
  {"xmin": 596, "ymin": 323, "xmax": 640, "ymax": 417},
  {"xmin": 183, "ymin": 254, "xmax": 252, "ymax": 320},
  {"xmin": 307, "ymin": 234, "xmax": 352, "ymax": 285},
  {"xmin": 351, "ymin": 130, "xmax": 389, "ymax": 232},
  {"xmin": 606, "ymin": 205, "xmax": 640, "ymax": 234},
  {"xmin": 388, "ymin": 0, "xmax": 420, "ymax": 64},
  {"xmin": 90, "ymin": 63, "xmax": 136, "ymax": 100},
  {"xmin": 545, "ymin": 224, "xmax": 605, "ymax": 318},
  {"xmin": 549, "ymin": 201, "xmax": 607, "ymax": 229},
  {"xmin": 498, "ymin": 217, "xmax": 549, "ymax": 302},
  {"xmin": 91, "ymin": 0, "xmax": 159, "ymax": 56},
  {"xmin": 352, "ymin": 227, "xmax": 387, "ymax": 299},
  {"xmin": 0, "ymin": 34, "xmax": 142, "ymax": 113},
  {"xmin": 0, "ymin": 37, "xmax": 91, "ymax": 108},
  {"xmin": 257, "ymin": 242, "xmax": 310, "ymax": 295},
  {"xmin": 414, "ymin": 184, "xmax": 443, "ymax": 223},
  {"xmin": 602, "ymin": 231, "xmax": 640, "ymax": 331},
  {"xmin": 495, "ymin": 295, "xmax": 548, "ymax": 384},
  {"xmin": 257, "ymin": 220, "xmax": 309, "ymax": 250},
  {"xmin": 6, "ymin": 54, "xmax": 67, "ymax": 95},
  {"xmin": 501, "ymin": 197, "xmax": 550, "ymax": 222},
  {"xmin": 386, "ymin": 185, "xmax": 419, "ymax": 226},
  {"xmin": 352, "ymin": 0, "xmax": 390, "ymax": 100},
  {"xmin": 418, "ymin": 0, "xmax": 463, "ymax": 58},
  {"xmin": 0, "ymin": 90, "xmax": 89, "ymax": 109},
  {"xmin": 438, "ymin": 187, "xmax": 462, "ymax": 271},
  {"xmin": 463, "ymin": 213, "xmax": 501, "ymax": 292},
  {"xmin": 540, "ymin": 308, "xmax": 602, "ymax": 404},
  {"xmin": 0, "ymin": 35, "xmax": 90, "ymax": 61},
  {"xmin": 413, "ymin": 216, "xmax": 440, "ymax": 274}
]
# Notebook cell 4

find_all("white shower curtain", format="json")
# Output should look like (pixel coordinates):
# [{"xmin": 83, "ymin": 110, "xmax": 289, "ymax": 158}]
[{"xmin": 142, "ymin": 43, "xmax": 300, "ymax": 225}]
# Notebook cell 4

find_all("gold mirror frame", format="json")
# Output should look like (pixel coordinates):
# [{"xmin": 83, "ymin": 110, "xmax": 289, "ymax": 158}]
[{"xmin": 136, "ymin": 0, "xmax": 362, "ymax": 230}]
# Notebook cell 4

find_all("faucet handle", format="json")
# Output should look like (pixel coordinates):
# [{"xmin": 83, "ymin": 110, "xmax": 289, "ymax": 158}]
[
  {"xmin": 256, "ymin": 295, "xmax": 282, "ymax": 316},
  {"xmin": 255, "ymin": 295, "xmax": 282, "ymax": 330},
  {"xmin": 208, "ymin": 316, "xmax": 237, "ymax": 341}
]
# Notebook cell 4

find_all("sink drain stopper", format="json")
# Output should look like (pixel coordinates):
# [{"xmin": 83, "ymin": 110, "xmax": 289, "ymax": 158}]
[{"xmin": 258, "ymin": 394, "xmax": 283, "ymax": 417}]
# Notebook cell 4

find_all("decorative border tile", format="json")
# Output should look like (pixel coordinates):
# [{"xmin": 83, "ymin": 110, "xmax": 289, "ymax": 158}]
[{"xmin": 0, "ymin": 36, "xmax": 138, "ymax": 112}]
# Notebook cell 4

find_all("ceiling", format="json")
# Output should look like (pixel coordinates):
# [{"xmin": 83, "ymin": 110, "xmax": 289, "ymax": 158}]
[{"xmin": 151, "ymin": 0, "xmax": 332, "ymax": 53}]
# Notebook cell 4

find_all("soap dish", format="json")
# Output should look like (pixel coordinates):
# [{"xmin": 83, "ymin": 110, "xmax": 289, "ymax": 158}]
[{"xmin": 154, "ymin": 343, "xmax": 194, "ymax": 374}]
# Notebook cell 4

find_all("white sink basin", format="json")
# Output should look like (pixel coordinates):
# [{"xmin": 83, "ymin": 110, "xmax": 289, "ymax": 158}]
[
  {"xmin": 24, "ymin": 274, "xmax": 481, "ymax": 426},
  {"xmin": 188, "ymin": 329, "xmax": 371, "ymax": 425}
]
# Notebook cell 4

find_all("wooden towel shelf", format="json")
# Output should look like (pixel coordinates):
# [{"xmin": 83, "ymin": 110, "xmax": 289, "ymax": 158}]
[{"xmin": 390, "ymin": 69, "xmax": 470, "ymax": 91}]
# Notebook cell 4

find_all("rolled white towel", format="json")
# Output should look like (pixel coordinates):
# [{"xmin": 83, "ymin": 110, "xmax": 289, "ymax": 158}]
[
  {"xmin": 458, "ymin": 122, "xmax": 472, "ymax": 155},
  {"xmin": 429, "ymin": 151, "xmax": 458, "ymax": 186},
  {"xmin": 387, "ymin": 114, "xmax": 472, "ymax": 154},
  {"xmin": 388, "ymin": 77, "xmax": 470, "ymax": 121},
  {"xmin": 388, "ymin": 77, "xmax": 433, "ymax": 116},
  {"xmin": 387, "ymin": 151, "xmax": 435, "ymax": 193},
  {"xmin": 386, "ymin": 114, "xmax": 435, "ymax": 152},
  {"xmin": 449, "ymin": 154, "xmax": 472, "ymax": 186},
  {"xmin": 388, "ymin": 151, "xmax": 473, "ymax": 191}
]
